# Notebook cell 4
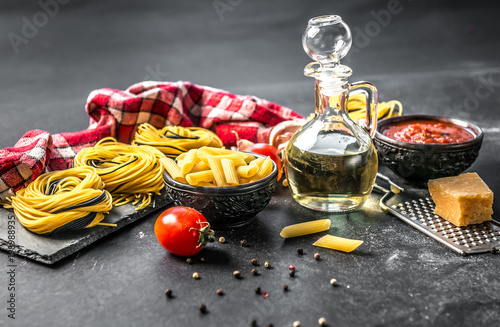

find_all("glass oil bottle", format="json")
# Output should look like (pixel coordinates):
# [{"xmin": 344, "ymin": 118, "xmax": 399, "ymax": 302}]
[{"xmin": 285, "ymin": 15, "xmax": 379, "ymax": 212}]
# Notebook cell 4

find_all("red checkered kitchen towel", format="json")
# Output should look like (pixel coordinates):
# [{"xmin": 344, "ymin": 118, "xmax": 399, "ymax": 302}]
[{"xmin": 0, "ymin": 81, "xmax": 302, "ymax": 198}]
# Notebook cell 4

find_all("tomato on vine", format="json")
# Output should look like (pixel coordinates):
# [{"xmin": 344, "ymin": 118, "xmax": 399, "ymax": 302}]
[{"xmin": 154, "ymin": 206, "xmax": 215, "ymax": 256}]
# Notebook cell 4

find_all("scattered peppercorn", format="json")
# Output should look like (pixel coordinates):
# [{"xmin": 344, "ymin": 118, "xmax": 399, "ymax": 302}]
[
  {"xmin": 186, "ymin": 258, "xmax": 193, "ymax": 264},
  {"xmin": 289, "ymin": 265, "xmax": 296, "ymax": 271},
  {"xmin": 251, "ymin": 320, "xmax": 257, "ymax": 327},
  {"xmin": 240, "ymin": 239, "xmax": 248, "ymax": 247},
  {"xmin": 293, "ymin": 321, "xmax": 300, "ymax": 327},
  {"xmin": 266, "ymin": 324, "xmax": 274, "ymax": 327},
  {"xmin": 262, "ymin": 291, "xmax": 269, "ymax": 298},
  {"xmin": 319, "ymin": 317, "xmax": 327, "ymax": 326},
  {"xmin": 251, "ymin": 268, "xmax": 259, "ymax": 276},
  {"xmin": 330, "ymin": 278, "xmax": 337, "ymax": 286},
  {"xmin": 314, "ymin": 253, "xmax": 321, "ymax": 260},
  {"xmin": 282, "ymin": 179, "xmax": 288, "ymax": 187},
  {"xmin": 254, "ymin": 287, "xmax": 261, "ymax": 294},
  {"xmin": 192, "ymin": 272, "xmax": 200, "ymax": 279},
  {"xmin": 200, "ymin": 257, "xmax": 206, "ymax": 262},
  {"xmin": 251, "ymin": 258, "xmax": 258, "ymax": 266},
  {"xmin": 264, "ymin": 261, "xmax": 271, "ymax": 268},
  {"xmin": 289, "ymin": 270, "xmax": 295, "ymax": 277},
  {"xmin": 217, "ymin": 289, "xmax": 224, "ymax": 296},
  {"xmin": 199, "ymin": 304, "xmax": 207, "ymax": 314},
  {"xmin": 233, "ymin": 270, "xmax": 241, "ymax": 278},
  {"xmin": 165, "ymin": 289, "xmax": 173, "ymax": 298},
  {"xmin": 297, "ymin": 248, "xmax": 303, "ymax": 255},
  {"xmin": 219, "ymin": 236, "xmax": 226, "ymax": 243},
  {"xmin": 283, "ymin": 284, "xmax": 288, "ymax": 291}
]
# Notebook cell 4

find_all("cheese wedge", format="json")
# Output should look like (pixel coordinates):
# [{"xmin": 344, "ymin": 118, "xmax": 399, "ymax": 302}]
[{"xmin": 428, "ymin": 173, "xmax": 493, "ymax": 226}]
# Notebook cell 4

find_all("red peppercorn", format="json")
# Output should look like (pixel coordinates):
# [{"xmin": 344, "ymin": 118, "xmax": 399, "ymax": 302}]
[{"xmin": 288, "ymin": 265, "xmax": 296, "ymax": 271}]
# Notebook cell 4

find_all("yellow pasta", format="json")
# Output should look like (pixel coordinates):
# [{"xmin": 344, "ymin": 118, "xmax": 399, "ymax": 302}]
[
  {"xmin": 347, "ymin": 93, "xmax": 403, "ymax": 122},
  {"xmin": 186, "ymin": 170, "xmax": 214, "ymax": 186},
  {"xmin": 279, "ymin": 219, "xmax": 331, "ymax": 238},
  {"xmin": 74, "ymin": 137, "xmax": 166, "ymax": 210},
  {"xmin": 191, "ymin": 161, "xmax": 210, "ymax": 173},
  {"xmin": 198, "ymin": 147, "xmax": 255, "ymax": 163},
  {"xmin": 251, "ymin": 156, "xmax": 274, "ymax": 182},
  {"xmin": 180, "ymin": 149, "xmax": 200, "ymax": 175},
  {"xmin": 3, "ymin": 166, "xmax": 114, "ymax": 235},
  {"xmin": 199, "ymin": 154, "xmax": 247, "ymax": 167},
  {"xmin": 207, "ymin": 155, "xmax": 227, "ymax": 187},
  {"xmin": 160, "ymin": 157, "xmax": 186, "ymax": 184},
  {"xmin": 133, "ymin": 124, "xmax": 223, "ymax": 158},
  {"xmin": 312, "ymin": 235, "xmax": 364, "ymax": 252},
  {"xmin": 236, "ymin": 164, "xmax": 259, "ymax": 178},
  {"xmin": 221, "ymin": 158, "xmax": 239, "ymax": 186},
  {"xmin": 163, "ymin": 147, "xmax": 274, "ymax": 187}
]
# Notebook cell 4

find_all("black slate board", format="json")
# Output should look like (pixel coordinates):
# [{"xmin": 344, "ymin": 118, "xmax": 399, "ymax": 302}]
[{"xmin": 0, "ymin": 189, "xmax": 172, "ymax": 264}]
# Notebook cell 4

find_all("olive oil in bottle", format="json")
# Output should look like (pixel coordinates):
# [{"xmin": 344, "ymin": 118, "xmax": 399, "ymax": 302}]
[{"xmin": 286, "ymin": 128, "xmax": 378, "ymax": 212}]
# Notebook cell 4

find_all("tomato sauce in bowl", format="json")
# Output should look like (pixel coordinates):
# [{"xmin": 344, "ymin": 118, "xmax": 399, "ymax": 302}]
[{"xmin": 382, "ymin": 120, "xmax": 475, "ymax": 144}]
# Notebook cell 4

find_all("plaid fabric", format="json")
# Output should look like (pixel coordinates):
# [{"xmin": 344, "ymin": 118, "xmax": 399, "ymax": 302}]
[{"xmin": 0, "ymin": 81, "xmax": 302, "ymax": 197}]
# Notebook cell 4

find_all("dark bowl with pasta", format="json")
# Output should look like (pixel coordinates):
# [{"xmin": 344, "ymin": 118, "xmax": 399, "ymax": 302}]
[{"xmin": 162, "ymin": 154, "xmax": 278, "ymax": 229}]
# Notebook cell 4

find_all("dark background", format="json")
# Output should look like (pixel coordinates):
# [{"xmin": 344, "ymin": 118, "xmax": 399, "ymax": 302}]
[{"xmin": 1, "ymin": 1, "xmax": 500, "ymax": 326}]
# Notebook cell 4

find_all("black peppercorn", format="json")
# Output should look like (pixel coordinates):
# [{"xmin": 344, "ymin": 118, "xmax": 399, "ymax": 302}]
[
  {"xmin": 199, "ymin": 304, "xmax": 207, "ymax": 313},
  {"xmin": 289, "ymin": 270, "xmax": 295, "ymax": 277},
  {"xmin": 266, "ymin": 323, "xmax": 274, "ymax": 327},
  {"xmin": 297, "ymin": 248, "xmax": 303, "ymax": 255},
  {"xmin": 251, "ymin": 268, "xmax": 259, "ymax": 276},
  {"xmin": 240, "ymin": 239, "xmax": 248, "ymax": 247},
  {"xmin": 165, "ymin": 289, "xmax": 173, "ymax": 298},
  {"xmin": 251, "ymin": 258, "xmax": 258, "ymax": 266},
  {"xmin": 283, "ymin": 284, "xmax": 288, "ymax": 291},
  {"xmin": 251, "ymin": 320, "xmax": 257, "ymax": 327},
  {"xmin": 254, "ymin": 287, "xmax": 261, "ymax": 294},
  {"xmin": 186, "ymin": 258, "xmax": 193, "ymax": 264}
]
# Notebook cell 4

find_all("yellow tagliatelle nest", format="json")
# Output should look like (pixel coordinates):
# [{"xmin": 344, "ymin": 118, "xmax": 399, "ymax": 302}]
[
  {"xmin": 162, "ymin": 147, "xmax": 274, "ymax": 187},
  {"xmin": 132, "ymin": 123, "xmax": 223, "ymax": 158},
  {"xmin": 4, "ymin": 166, "xmax": 113, "ymax": 235},
  {"xmin": 74, "ymin": 137, "xmax": 165, "ymax": 210},
  {"xmin": 347, "ymin": 93, "xmax": 403, "ymax": 121}
]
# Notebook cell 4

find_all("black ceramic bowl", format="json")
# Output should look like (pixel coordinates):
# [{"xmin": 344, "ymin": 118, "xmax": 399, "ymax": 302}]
[
  {"xmin": 374, "ymin": 115, "xmax": 483, "ymax": 182},
  {"xmin": 162, "ymin": 155, "xmax": 278, "ymax": 229}
]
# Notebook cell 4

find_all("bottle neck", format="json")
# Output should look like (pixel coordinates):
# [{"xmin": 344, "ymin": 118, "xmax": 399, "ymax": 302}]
[{"xmin": 314, "ymin": 77, "xmax": 349, "ymax": 117}]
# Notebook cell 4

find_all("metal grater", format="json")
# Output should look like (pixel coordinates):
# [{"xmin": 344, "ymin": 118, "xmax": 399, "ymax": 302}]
[{"xmin": 379, "ymin": 188, "xmax": 500, "ymax": 256}]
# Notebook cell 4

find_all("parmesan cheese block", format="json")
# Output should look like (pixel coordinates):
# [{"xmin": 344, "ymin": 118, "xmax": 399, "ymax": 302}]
[{"xmin": 428, "ymin": 173, "xmax": 493, "ymax": 226}]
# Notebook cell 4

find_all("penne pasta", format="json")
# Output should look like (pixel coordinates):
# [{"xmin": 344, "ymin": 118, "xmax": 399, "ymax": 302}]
[
  {"xmin": 236, "ymin": 164, "xmax": 259, "ymax": 178},
  {"xmin": 180, "ymin": 149, "xmax": 200, "ymax": 176},
  {"xmin": 186, "ymin": 170, "xmax": 214, "ymax": 186},
  {"xmin": 312, "ymin": 235, "xmax": 364, "ymax": 252},
  {"xmin": 279, "ymin": 219, "xmax": 331, "ymax": 238},
  {"xmin": 221, "ymin": 158, "xmax": 239, "ymax": 186},
  {"xmin": 191, "ymin": 160, "xmax": 210, "ymax": 173},
  {"xmin": 207, "ymin": 155, "xmax": 227, "ymax": 187},
  {"xmin": 160, "ymin": 157, "xmax": 187, "ymax": 183},
  {"xmin": 251, "ymin": 156, "xmax": 273, "ymax": 182}
]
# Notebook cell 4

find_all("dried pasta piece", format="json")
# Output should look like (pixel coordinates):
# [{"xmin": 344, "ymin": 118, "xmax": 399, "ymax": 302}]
[
  {"xmin": 221, "ymin": 158, "xmax": 239, "ymax": 186},
  {"xmin": 160, "ymin": 157, "xmax": 187, "ymax": 184},
  {"xmin": 198, "ymin": 147, "xmax": 255, "ymax": 163},
  {"xmin": 251, "ymin": 156, "xmax": 273, "ymax": 182},
  {"xmin": 180, "ymin": 149, "xmax": 200, "ymax": 176},
  {"xmin": 186, "ymin": 170, "xmax": 214, "ymax": 186},
  {"xmin": 279, "ymin": 219, "xmax": 331, "ymax": 238},
  {"xmin": 191, "ymin": 160, "xmax": 210, "ymax": 173},
  {"xmin": 312, "ymin": 235, "xmax": 363, "ymax": 253},
  {"xmin": 236, "ymin": 165, "xmax": 259, "ymax": 178},
  {"xmin": 207, "ymin": 155, "xmax": 227, "ymax": 187}
]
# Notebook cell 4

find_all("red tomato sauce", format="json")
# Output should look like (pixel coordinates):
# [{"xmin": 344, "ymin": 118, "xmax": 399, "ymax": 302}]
[{"xmin": 383, "ymin": 120, "xmax": 475, "ymax": 144}]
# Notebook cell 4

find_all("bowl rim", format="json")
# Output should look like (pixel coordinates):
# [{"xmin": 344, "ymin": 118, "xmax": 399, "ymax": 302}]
[
  {"xmin": 162, "ymin": 152, "xmax": 278, "ymax": 195},
  {"xmin": 374, "ymin": 114, "xmax": 484, "ymax": 150}
]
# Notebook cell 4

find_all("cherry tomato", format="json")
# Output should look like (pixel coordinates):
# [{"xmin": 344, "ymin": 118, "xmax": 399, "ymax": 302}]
[
  {"xmin": 154, "ymin": 206, "xmax": 215, "ymax": 256},
  {"xmin": 245, "ymin": 143, "xmax": 283, "ymax": 181}
]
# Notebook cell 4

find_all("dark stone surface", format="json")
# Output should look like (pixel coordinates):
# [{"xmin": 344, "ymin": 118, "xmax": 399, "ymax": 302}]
[
  {"xmin": 0, "ymin": 0, "xmax": 499, "ymax": 326},
  {"xmin": 0, "ymin": 190, "xmax": 172, "ymax": 264}
]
